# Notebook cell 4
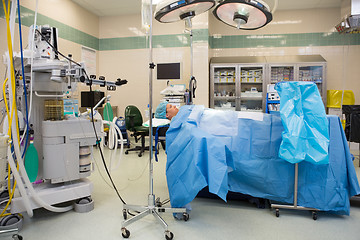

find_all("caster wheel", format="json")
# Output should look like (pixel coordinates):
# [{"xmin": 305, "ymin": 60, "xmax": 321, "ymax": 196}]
[
  {"xmin": 74, "ymin": 196, "xmax": 94, "ymax": 213},
  {"xmin": 0, "ymin": 190, "xmax": 9, "ymax": 199},
  {"xmin": 155, "ymin": 198, "xmax": 162, "ymax": 207},
  {"xmin": 183, "ymin": 212, "xmax": 189, "ymax": 221},
  {"xmin": 76, "ymin": 196, "xmax": 92, "ymax": 205},
  {"xmin": 312, "ymin": 211, "xmax": 317, "ymax": 220},
  {"xmin": 12, "ymin": 234, "xmax": 23, "ymax": 240},
  {"xmin": 165, "ymin": 231, "xmax": 174, "ymax": 240},
  {"xmin": 138, "ymin": 153, "xmax": 142, "ymax": 157},
  {"xmin": 275, "ymin": 209, "xmax": 280, "ymax": 217},
  {"xmin": 125, "ymin": 151, "xmax": 129, "ymax": 155},
  {"xmin": 123, "ymin": 209, "xmax": 128, "ymax": 220},
  {"xmin": 0, "ymin": 214, "xmax": 21, "ymax": 226},
  {"xmin": 122, "ymin": 228, "xmax": 130, "ymax": 238}
]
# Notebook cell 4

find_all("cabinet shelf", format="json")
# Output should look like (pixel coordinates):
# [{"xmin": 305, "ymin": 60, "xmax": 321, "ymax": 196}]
[
  {"xmin": 241, "ymin": 96, "xmax": 263, "ymax": 100},
  {"xmin": 240, "ymin": 109, "xmax": 263, "ymax": 112},
  {"xmin": 214, "ymin": 82, "xmax": 236, "ymax": 84},
  {"xmin": 214, "ymin": 96, "xmax": 236, "ymax": 100},
  {"xmin": 240, "ymin": 82, "xmax": 263, "ymax": 84}
]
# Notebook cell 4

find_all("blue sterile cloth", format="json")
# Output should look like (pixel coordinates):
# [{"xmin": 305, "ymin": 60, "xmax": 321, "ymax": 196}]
[
  {"xmin": 275, "ymin": 81, "xmax": 329, "ymax": 165},
  {"xmin": 166, "ymin": 106, "xmax": 360, "ymax": 215}
]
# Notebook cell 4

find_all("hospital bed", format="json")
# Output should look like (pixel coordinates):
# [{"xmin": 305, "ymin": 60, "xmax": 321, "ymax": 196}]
[{"xmin": 165, "ymin": 105, "xmax": 360, "ymax": 215}]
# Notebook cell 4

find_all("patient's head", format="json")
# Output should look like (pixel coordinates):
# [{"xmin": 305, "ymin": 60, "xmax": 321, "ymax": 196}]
[
  {"xmin": 166, "ymin": 104, "xmax": 179, "ymax": 120},
  {"xmin": 155, "ymin": 101, "xmax": 179, "ymax": 120}
]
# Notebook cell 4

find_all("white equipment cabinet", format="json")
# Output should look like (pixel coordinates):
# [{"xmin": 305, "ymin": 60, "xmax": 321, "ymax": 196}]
[
  {"xmin": 210, "ymin": 55, "xmax": 327, "ymax": 112},
  {"xmin": 210, "ymin": 56, "xmax": 267, "ymax": 112},
  {"xmin": 267, "ymin": 55, "xmax": 327, "ymax": 104}
]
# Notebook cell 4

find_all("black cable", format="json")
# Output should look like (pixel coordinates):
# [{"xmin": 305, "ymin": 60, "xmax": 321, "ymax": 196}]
[
  {"xmin": 34, "ymin": 29, "xmax": 128, "ymax": 205},
  {"xmin": 35, "ymin": 29, "xmax": 81, "ymax": 67},
  {"xmin": 86, "ymin": 80, "xmax": 138, "ymax": 217},
  {"xmin": 87, "ymin": 80, "xmax": 126, "ymax": 204},
  {"xmin": 35, "ymin": 28, "xmax": 137, "ymax": 215}
]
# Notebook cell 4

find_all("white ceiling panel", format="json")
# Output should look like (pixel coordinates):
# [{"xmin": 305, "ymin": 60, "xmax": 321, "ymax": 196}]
[
  {"xmin": 276, "ymin": 0, "xmax": 341, "ymax": 10},
  {"xmin": 71, "ymin": 0, "xmax": 142, "ymax": 16},
  {"xmin": 71, "ymin": 0, "xmax": 342, "ymax": 17}
]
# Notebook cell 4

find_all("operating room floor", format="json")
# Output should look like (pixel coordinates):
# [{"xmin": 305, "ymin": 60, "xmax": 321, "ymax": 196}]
[{"xmin": 11, "ymin": 146, "xmax": 360, "ymax": 240}]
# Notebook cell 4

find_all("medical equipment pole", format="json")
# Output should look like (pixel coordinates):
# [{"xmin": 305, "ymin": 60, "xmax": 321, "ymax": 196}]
[
  {"xmin": 186, "ymin": 19, "xmax": 196, "ymax": 105},
  {"xmin": 190, "ymin": 29, "xmax": 193, "ymax": 79},
  {"xmin": 121, "ymin": 1, "xmax": 186, "ymax": 239},
  {"xmin": 148, "ymin": 0, "xmax": 155, "ymax": 206},
  {"xmin": 271, "ymin": 163, "xmax": 319, "ymax": 220}
]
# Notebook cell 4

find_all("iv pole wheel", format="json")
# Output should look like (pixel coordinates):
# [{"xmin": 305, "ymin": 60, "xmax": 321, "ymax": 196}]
[
  {"xmin": 121, "ymin": 227, "xmax": 130, "ymax": 238},
  {"xmin": 312, "ymin": 211, "xmax": 317, "ymax": 220},
  {"xmin": 183, "ymin": 212, "xmax": 190, "ymax": 221},
  {"xmin": 123, "ymin": 209, "xmax": 128, "ymax": 220},
  {"xmin": 275, "ymin": 209, "xmax": 280, "ymax": 217},
  {"xmin": 165, "ymin": 230, "xmax": 174, "ymax": 240},
  {"xmin": 155, "ymin": 197, "xmax": 162, "ymax": 207}
]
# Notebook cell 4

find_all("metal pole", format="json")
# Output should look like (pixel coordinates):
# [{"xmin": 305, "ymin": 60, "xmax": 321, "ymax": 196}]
[
  {"xmin": 294, "ymin": 163, "xmax": 298, "ymax": 208},
  {"xmin": 148, "ymin": 0, "xmax": 154, "ymax": 199},
  {"xmin": 190, "ymin": 29, "xmax": 193, "ymax": 78}
]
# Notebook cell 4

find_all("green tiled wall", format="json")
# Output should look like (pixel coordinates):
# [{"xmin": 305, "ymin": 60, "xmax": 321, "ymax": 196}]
[
  {"xmin": 1, "ymin": 4, "xmax": 360, "ymax": 51},
  {"xmin": 1, "ymin": 4, "xmax": 99, "ymax": 50},
  {"xmin": 99, "ymin": 29, "xmax": 209, "ymax": 50},
  {"xmin": 209, "ymin": 32, "xmax": 360, "ymax": 49}
]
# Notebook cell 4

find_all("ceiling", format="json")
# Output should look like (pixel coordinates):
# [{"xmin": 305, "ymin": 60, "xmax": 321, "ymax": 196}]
[{"xmin": 71, "ymin": 0, "xmax": 342, "ymax": 17}]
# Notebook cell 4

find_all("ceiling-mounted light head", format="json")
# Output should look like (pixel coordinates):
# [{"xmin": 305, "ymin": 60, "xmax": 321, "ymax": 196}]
[
  {"xmin": 213, "ymin": 0, "xmax": 272, "ymax": 30},
  {"xmin": 155, "ymin": 0, "xmax": 216, "ymax": 23},
  {"xmin": 233, "ymin": 12, "xmax": 248, "ymax": 29}
]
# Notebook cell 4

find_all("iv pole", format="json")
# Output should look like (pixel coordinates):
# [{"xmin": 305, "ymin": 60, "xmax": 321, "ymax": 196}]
[
  {"xmin": 184, "ymin": 16, "xmax": 196, "ymax": 105},
  {"xmin": 121, "ymin": 1, "xmax": 186, "ymax": 239}
]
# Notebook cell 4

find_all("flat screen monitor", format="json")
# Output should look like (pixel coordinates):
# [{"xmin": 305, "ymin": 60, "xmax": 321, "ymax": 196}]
[
  {"xmin": 81, "ymin": 91, "xmax": 104, "ymax": 108},
  {"xmin": 157, "ymin": 62, "xmax": 181, "ymax": 81}
]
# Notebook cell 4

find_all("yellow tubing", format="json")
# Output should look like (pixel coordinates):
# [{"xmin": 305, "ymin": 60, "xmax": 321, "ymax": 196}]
[
  {"xmin": 3, "ymin": 79, "xmax": 12, "ymax": 189},
  {"xmin": 2, "ymin": 79, "xmax": 17, "ymax": 218},
  {"xmin": 1, "ymin": 0, "xmax": 22, "ymax": 217}
]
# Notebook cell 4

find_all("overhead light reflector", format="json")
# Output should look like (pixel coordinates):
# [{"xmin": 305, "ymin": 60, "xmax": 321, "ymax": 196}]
[
  {"xmin": 155, "ymin": 0, "xmax": 216, "ymax": 23},
  {"xmin": 213, "ymin": 0, "xmax": 272, "ymax": 30}
]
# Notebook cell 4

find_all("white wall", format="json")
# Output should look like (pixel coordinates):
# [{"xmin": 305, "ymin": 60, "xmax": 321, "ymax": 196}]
[
  {"xmin": 0, "ymin": 0, "xmax": 99, "ymax": 102},
  {"xmin": 99, "ymin": 13, "xmax": 210, "ymax": 117},
  {"xmin": 209, "ymin": 8, "xmax": 360, "ymax": 104},
  {"xmin": 1, "ymin": 3, "xmax": 359, "ymax": 119}
]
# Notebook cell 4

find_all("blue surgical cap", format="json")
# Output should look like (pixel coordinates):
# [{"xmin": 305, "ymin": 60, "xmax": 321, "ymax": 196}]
[{"xmin": 155, "ymin": 101, "xmax": 168, "ymax": 119}]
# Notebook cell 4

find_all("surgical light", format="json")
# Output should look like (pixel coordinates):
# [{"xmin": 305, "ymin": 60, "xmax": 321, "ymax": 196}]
[
  {"xmin": 155, "ymin": 0, "xmax": 215, "ymax": 105},
  {"xmin": 213, "ymin": 0, "xmax": 273, "ymax": 30},
  {"xmin": 155, "ymin": 0, "xmax": 216, "ymax": 23}
]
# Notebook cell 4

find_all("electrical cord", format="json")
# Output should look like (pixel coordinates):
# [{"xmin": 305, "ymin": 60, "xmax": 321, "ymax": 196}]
[
  {"xmin": 85, "ymin": 74, "xmax": 138, "ymax": 216},
  {"xmin": 127, "ymin": 158, "xmax": 149, "ymax": 182},
  {"xmin": 34, "ymin": 30, "xmax": 136, "ymax": 215},
  {"xmin": 1, "ymin": 0, "xmax": 27, "ymax": 217},
  {"xmin": 17, "ymin": 0, "xmax": 30, "ymax": 158},
  {"xmin": 86, "ymin": 75, "xmax": 128, "ymax": 205},
  {"xmin": 34, "ymin": 29, "xmax": 81, "ymax": 67}
]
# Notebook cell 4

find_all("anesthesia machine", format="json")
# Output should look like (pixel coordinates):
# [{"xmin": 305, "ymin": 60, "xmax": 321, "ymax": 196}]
[{"xmin": 1, "ymin": 19, "xmax": 126, "ymax": 234}]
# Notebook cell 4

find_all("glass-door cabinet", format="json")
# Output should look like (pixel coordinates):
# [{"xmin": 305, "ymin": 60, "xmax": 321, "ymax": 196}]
[
  {"xmin": 210, "ymin": 56, "xmax": 326, "ymax": 112},
  {"xmin": 210, "ymin": 57, "xmax": 267, "ymax": 111},
  {"xmin": 269, "ymin": 65, "xmax": 295, "ymax": 83},
  {"xmin": 298, "ymin": 64, "xmax": 326, "ymax": 103},
  {"xmin": 210, "ymin": 65, "xmax": 238, "ymax": 111},
  {"xmin": 239, "ymin": 65, "xmax": 266, "ymax": 112}
]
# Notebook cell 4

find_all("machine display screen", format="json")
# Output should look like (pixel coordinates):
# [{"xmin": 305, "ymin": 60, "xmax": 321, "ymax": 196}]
[
  {"xmin": 157, "ymin": 62, "xmax": 181, "ymax": 80},
  {"xmin": 81, "ymin": 91, "xmax": 104, "ymax": 108}
]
